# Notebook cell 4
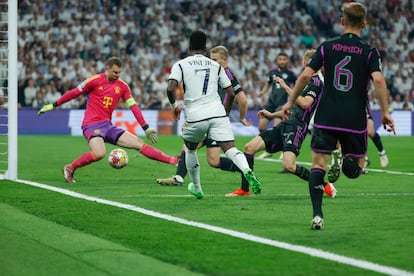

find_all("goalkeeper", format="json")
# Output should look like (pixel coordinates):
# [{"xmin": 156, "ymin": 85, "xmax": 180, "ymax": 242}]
[{"xmin": 38, "ymin": 56, "xmax": 178, "ymax": 183}]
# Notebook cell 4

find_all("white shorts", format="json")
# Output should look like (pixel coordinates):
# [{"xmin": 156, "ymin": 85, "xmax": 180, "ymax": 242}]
[{"xmin": 182, "ymin": 117, "xmax": 234, "ymax": 143}]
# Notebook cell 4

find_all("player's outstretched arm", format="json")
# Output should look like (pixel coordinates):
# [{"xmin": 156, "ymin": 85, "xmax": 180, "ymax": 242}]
[
  {"xmin": 257, "ymin": 109, "xmax": 283, "ymax": 119},
  {"xmin": 274, "ymin": 77, "xmax": 292, "ymax": 96},
  {"xmin": 371, "ymin": 72, "xmax": 395, "ymax": 135},
  {"xmin": 38, "ymin": 87, "xmax": 83, "ymax": 115},
  {"xmin": 166, "ymin": 79, "xmax": 181, "ymax": 121},
  {"xmin": 126, "ymin": 97, "xmax": 159, "ymax": 144}
]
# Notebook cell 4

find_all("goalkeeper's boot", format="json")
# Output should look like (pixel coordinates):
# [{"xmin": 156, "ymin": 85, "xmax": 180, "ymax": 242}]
[
  {"xmin": 225, "ymin": 188, "xmax": 250, "ymax": 197},
  {"xmin": 156, "ymin": 175, "xmax": 184, "ymax": 186},
  {"xmin": 188, "ymin": 182, "xmax": 204, "ymax": 199},
  {"xmin": 328, "ymin": 149, "xmax": 342, "ymax": 183},
  {"xmin": 244, "ymin": 169, "xmax": 262, "ymax": 194},
  {"xmin": 324, "ymin": 182, "xmax": 337, "ymax": 198},
  {"xmin": 379, "ymin": 151, "xmax": 389, "ymax": 168},
  {"xmin": 63, "ymin": 165, "xmax": 76, "ymax": 183},
  {"xmin": 257, "ymin": 151, "xmax": 273, "ymax": 160},
  {"xmin": 311, "ymin": 216, "xmax": 324, "ymax": 230}
]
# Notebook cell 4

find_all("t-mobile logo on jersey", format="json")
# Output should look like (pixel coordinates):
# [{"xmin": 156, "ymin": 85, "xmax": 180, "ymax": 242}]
[{"xmin": 103, "ymin": 96, "xmax": 113, "ymax": 108}]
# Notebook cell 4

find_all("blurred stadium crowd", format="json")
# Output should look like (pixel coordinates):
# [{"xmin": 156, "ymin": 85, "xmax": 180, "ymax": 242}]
[{"xmin": 13, "ymin": 0, "xmax": 414, "ymax": 111}]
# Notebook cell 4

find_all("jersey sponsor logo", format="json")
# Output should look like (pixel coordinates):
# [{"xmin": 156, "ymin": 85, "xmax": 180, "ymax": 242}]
[
  {"xmin": 93, "ymin": 129, "xmax": 101, "ymax": 134},
  {"xmin": 115, "ymin": 86, "xmax": 121, "ymax": 94},
  {"xmin": 287, "ymin": 140, "xmax": 292, "ymax": 144},
  {"xmin": 103, "ymin": 96, "xmax": 113, "ymax": 108}
]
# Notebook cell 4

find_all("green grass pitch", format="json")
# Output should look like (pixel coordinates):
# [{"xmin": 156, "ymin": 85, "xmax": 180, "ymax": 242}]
[{"xmin": 0, "ymin": 135, "xmax": 413, "ymax": 275}]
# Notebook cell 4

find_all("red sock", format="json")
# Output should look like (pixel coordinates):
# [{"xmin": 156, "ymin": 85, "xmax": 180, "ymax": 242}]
[
  {"xmin": 71, "ymin": 152, "xmax": 98, "ymax": 170},
  {"xmin": 140, "ymin": 144, "xmax": 175, "ymax": 165}
]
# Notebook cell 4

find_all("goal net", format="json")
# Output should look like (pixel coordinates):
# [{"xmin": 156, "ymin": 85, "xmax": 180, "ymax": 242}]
[{"xmin": 0, "ymin": 0, "xmax": 17, "ymax": 180}]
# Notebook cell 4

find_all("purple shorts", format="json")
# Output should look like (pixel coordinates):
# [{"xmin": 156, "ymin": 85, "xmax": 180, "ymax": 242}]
[{"xmin": 82, "ymin": 121, "xmax": 125, "ymax": 145}]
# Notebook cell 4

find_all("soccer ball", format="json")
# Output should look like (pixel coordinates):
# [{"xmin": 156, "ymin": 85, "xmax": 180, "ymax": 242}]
[{"xmin": 108, "ymin": 148, "xmax": 128, "ymax": 169}]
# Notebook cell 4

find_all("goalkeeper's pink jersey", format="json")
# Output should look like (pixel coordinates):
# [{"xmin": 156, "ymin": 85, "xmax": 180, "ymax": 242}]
[{"xmin": 58, "ymin": 73, "xmax": 133, "ymax": 127}]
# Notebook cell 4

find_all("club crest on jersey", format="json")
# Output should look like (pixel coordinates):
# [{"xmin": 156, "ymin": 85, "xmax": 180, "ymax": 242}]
[
  {"xmin": 282, "ymin": 73, "xmax": 288, "ymax": 79},
  {"xmin": 115, "ymin": 87, "xmax": 121, "ymax": 94}
]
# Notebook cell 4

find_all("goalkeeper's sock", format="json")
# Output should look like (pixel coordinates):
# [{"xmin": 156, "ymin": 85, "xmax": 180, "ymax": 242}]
[
  {"xmin": 71, "ymin": 152, "xmax": 98, "ymax": 170},
  {"xmin": 140, "ymin": 144, "xmax": 175, "ymax": 165}
]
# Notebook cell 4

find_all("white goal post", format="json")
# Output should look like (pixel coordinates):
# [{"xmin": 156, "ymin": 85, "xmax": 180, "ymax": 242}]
[{"xmin": 0, "ymin": 0, "xmax": 17, "ymax": 180}]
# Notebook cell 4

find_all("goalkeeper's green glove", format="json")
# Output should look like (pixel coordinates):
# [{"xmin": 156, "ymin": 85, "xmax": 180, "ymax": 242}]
[
  {"xmin": 145, "ymin": 128, "xmax": 158, "ymax": 144},
  {"xmin": 37, "ymin": 103, "xmax": 54, "ymax": 115}
]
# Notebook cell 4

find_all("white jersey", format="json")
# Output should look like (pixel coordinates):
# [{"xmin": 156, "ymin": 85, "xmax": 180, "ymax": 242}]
[{"xmin": 169, "ymin": 54, "xmax": 232, "ymax": 122}]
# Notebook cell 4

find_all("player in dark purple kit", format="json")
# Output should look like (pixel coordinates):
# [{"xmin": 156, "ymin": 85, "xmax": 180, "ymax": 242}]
[
  {"xmin": 257, "ymin": 53, "xmax": 297, "ymax": 159},
  {"xmin": 226, "ymin": 49, "xmax": 336, "ymax": 198},
  {"xmin": 282, "ymin": 2, "xmax": 395, "ymax": 230}
]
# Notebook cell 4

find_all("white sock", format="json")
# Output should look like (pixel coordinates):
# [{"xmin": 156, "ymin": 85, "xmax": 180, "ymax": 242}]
[
  {"xmin": 225, "ymin": 147, "xmax": 250, "ymax": 172},
  {"xmin": 185, "ymin": 148, "xmax": 201, "ymax": 192}
]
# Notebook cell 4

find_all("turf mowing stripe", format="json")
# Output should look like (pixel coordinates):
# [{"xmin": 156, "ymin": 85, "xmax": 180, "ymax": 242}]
[
  {"xmin": 105, "ymin": 192, "xmax": 414, "ymax": 199},
  {"xmin": 259, "ymin": 158, "xmax": 414, "ymax": 176},
  {"xmin": 15, "ymin": 179, "xmax": 414, "ymax": 276}
]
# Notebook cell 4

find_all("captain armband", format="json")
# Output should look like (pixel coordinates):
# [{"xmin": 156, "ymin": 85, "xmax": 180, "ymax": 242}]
[{"xmin": 125, "ymin": 97, "xmax": 137, "ymax": 107}]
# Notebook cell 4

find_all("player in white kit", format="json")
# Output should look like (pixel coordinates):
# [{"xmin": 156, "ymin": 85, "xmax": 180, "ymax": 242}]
[{"xmin": 166, "ymin": 30, "xmax": 262, "ymax": 199}]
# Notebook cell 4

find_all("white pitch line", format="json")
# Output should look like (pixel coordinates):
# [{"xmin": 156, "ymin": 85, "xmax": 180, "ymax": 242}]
[
  {"xmin": 258, "ymin": 158, "xmax": 414, "ymax": 176},
  {"xmin": 15, "ymin": 179, "xmax": 414, "ymax": 276}
]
